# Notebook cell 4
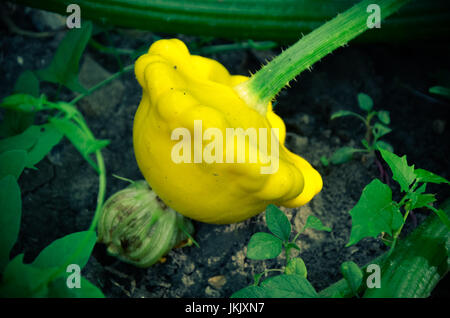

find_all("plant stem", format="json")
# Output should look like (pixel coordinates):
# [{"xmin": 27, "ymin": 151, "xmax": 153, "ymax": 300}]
[
  {"xmin": 88, "ymin": 149, "xmax": 107, "ymax": 232},
  {"xmin": 89, "ymin": 38, "xmax": 135, "ymax": 56},
  {"xmin": 69, "ymin": 64, "xmax": 134, "ymax": 105},
  {"xmin": 386, "ymin": 208, "xmax": 410, "ymax": 259},
  {"xmin": 234, "ymin": 0, "xmax": 410, "ymax": 115},
  {"xmin": 197, "ymin": 40, "xmax": 277, "ymax": 55}
]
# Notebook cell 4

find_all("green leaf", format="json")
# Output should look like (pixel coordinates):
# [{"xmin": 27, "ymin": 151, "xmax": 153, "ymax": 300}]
[
  {"xmin": 341, "ymin": 261, "xmax": 363, "ymax": 296},
  {"xmin": 357, "ymin": 93, "xmax": 373, "ymax": 111},
  {"xmin": 372, "ymin": 123, "xmax": 391, "ymax": 140},
  {"xmin": 247, "ymin": 232, "xmax": 282, "ymax": 260},
  {"xmin": 0, "ymin": 109, "xmax": 35, "ymax": 138},
  {"xmin": 377, "ymin": 110, "xmax": 390, "ymax": 125},
  {"xmin": 0, "ymin": 94, "xmax": 46, "ymax": 112},
  {"xmin": 25, "ymin": 124, "xmax": 63, "ymax": 168},
  {"xmin": 0, "ymin": 254, "xmax": 54, "ymax": 297},
  {"xmin": 0, "ymin": 150, "xmax": 27, "ymax": 180},
  {"xmin": 330, "ymin": 110, "xmax": 364, "ymax": 121},
  {"xmin": 54, "ymin": 102, "xmax": 79, "ymax": 119},
  {"xmin": 423, "ymin": 205, "xmax": 450, "ymax": 230},
  {"xmin": 253, "ymin": 272, "xmax": 264, "ymax": 285},
  {"xmin": 231, "ymin": 285, "xmax": 269, "ymax": 298},
  {"xmin": 0, "ymin": 125, "xmax": 40, "ymax": 154},
  {"xmin": 330, "ymin": 147, "xmax": 359, "ymax": 165},
  {"xmin": 0, "ymin": 71, "xmax": 41, "ymax": 137},
  {"xmin": 414, "ymin": 169, "xmax": 449, "ymax": 185},
  {"xmin": 304, "ymin": 215, "xmax": 332, "ymax": 232},
  {"xmin": 0, "ymin": 176, "xmax": 22, "ymax": 273},
  {"xmin": 374, "ymin": 140, "xmax": 394, "ymax": 153},
  {"xmin": 429, "ymin": 86, "xmax": 450, "ymax": 98},
  {"xmin": 260, "ymin": 274, "xmax": 318, "ymax": 298},
  {"xmin": 361, "ymin": 139, "xmax": 369, "ymax": 150},
  {"xmin": 347, "ymin": 179, "xmax": 404, "ymax": 246},
  {"xmin": 13, "ymin": 70, "xmax": 40, "ymax": 97},
  {"xmin": 265, "ymin": 204, "xmax": 291, "ymax": 241},
  {"xmin": 320, "ymin": 155, "xmax": 329, "ymax": 167},
  {"xmin": 364, "ymin": 208, "xmax": 449, "ymax": 298},
  {"xmin": 432, "ymin": 209, "xmax": 450, "ymax": 230},
  {"xmin": 285, "ymin": 242, "xmax": 300, "ymax": 251},
  {"xmin": 407, "ymin": 187, "xmax": 436, "ymax": 210},
  {"xmin": 36, "ymin": 22, "xmax": 92, "ymax": 92},
  {"xmin": 0, "ymin": 124, "xmax": 63, "ymax": 169},
  {"xmin": 47, "ymin": 277, "xmax": 104, "ymax": 298},
  {"xmin": 49, "ymin": 117, "xmax": 109, "ymax": 170},
  {"xmin": 285, "ymin": 258, "xmax": 307, "ymax": 278},
  {"xmin": 32, "ymin": 231, "xmax": 97, "ymax": 271},
  {"xmin": 379, "ymin": 149, "xmax": 416, "ymax": 193}
]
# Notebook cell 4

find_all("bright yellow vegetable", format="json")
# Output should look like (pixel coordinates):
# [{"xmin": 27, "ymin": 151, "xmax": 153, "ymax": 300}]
[{"xmin": 133, "ymin": 39, "xmax": 322, "ymax": 224}]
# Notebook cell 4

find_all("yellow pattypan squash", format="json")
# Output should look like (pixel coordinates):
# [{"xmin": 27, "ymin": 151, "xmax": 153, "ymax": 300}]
[{"xmin": 133, "ymin": 39, "xmax": 322, "ymax": 224}]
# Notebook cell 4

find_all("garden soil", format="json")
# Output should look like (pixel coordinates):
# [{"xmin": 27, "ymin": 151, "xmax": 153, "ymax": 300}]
[{"xmin": 1, "ymin": 7, "xmax": 449, "ymax": 298}]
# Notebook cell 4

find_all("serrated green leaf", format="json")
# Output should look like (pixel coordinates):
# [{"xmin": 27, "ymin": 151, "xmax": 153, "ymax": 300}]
[
  {"xmin": 379, "ymin": 149, "xmax": 416, "ymax": 193},
  {"xmin": 341, "ymin": 261, "xmax": 363, "ymax": 296},
  {"xmin": 265, "ymin": 204, "xmax": 291, "ymax": 241},
  {"xmin": 260, "ymin": 274, "xmax": 318, "ymax": 298},
  {"xmin": 36, "ymin": 22, "xmax": 92, "ymax": 93},
  {"xmin": 347, "ymin": 179, "xmax": 404, "ymax": 246},
  {"xmin": 285, "ymin": 258, "xmax": 307, "ymax": 277},
  {"xmin": 13, "ymin": 70, "xmax": 40, "ymax": 97},
  {"xmin": 247, "ymin": 232, "xmax": 282, "ymax": 260},
  {"xmin": 231, "ymin": 285, "xmax": 269, "ymax": 298},
  {"xmin": 0, "ymin": 150, "xmax": 27, "ymax": 180},
  {"xmin": 372, "ymin": 123, "xmax": 391, "ymax": 140},
  {"xmin": 375, "ymin": 140, "xmax": 394, "ymax": 153},
  {"xmin": 377, "ymin": 110, "xmax": 390, "ymax": 125},
  {"xmin": 407, "ymin": 185, "xmax": 436, "ymax": 210},
  {"xmin": 0, "ymin": 176, "xmax": 21, "ymax": 273},
  {"xmin": 47, "ymin": 276, "xmax": 104, "ymax": 298},
  {"xmin": 32, "ymin": 231, "xmax": 97, "ymax": 271},
  {"xmin": 330, "ymin": 147, "xmax": 359, "ymax": 165},
  {"xmin": 357, "ymin": 93, "xmax": 373, "ymax": 111},
  {"xmin": 304, "ymin": 215, "xmax": 332, "ymax": 232},
  {"xmin": 415, "ymin": 169, "xmax": 449, "ymax": 185}
]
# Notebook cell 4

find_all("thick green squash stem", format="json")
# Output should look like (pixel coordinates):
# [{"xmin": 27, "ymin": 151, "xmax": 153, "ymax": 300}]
[{"xmin": 235, "ymin": 0, "xmax": 410, "ymax": 115}]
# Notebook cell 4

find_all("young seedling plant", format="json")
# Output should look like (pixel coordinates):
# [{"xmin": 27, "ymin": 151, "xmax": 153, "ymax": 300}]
[
  {"xmin": 231, "ymin": 204, "xmax": 332, "ymax": 298},
  {"xmin": 232, "ymin": 148, "xmax": 449, "ymax": 298},
  {"xmin": 327, "ymin": 92, "xmax": 393, "ymax": 165},
  {"xmin": 347, "ymin": 148, "xmax": 450, "ymax": 254}
]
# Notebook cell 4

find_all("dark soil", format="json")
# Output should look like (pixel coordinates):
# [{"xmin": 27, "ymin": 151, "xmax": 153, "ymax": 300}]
[{"xmin": 1, "ymin": 6, "xmax": 449, "ymax": 298}]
